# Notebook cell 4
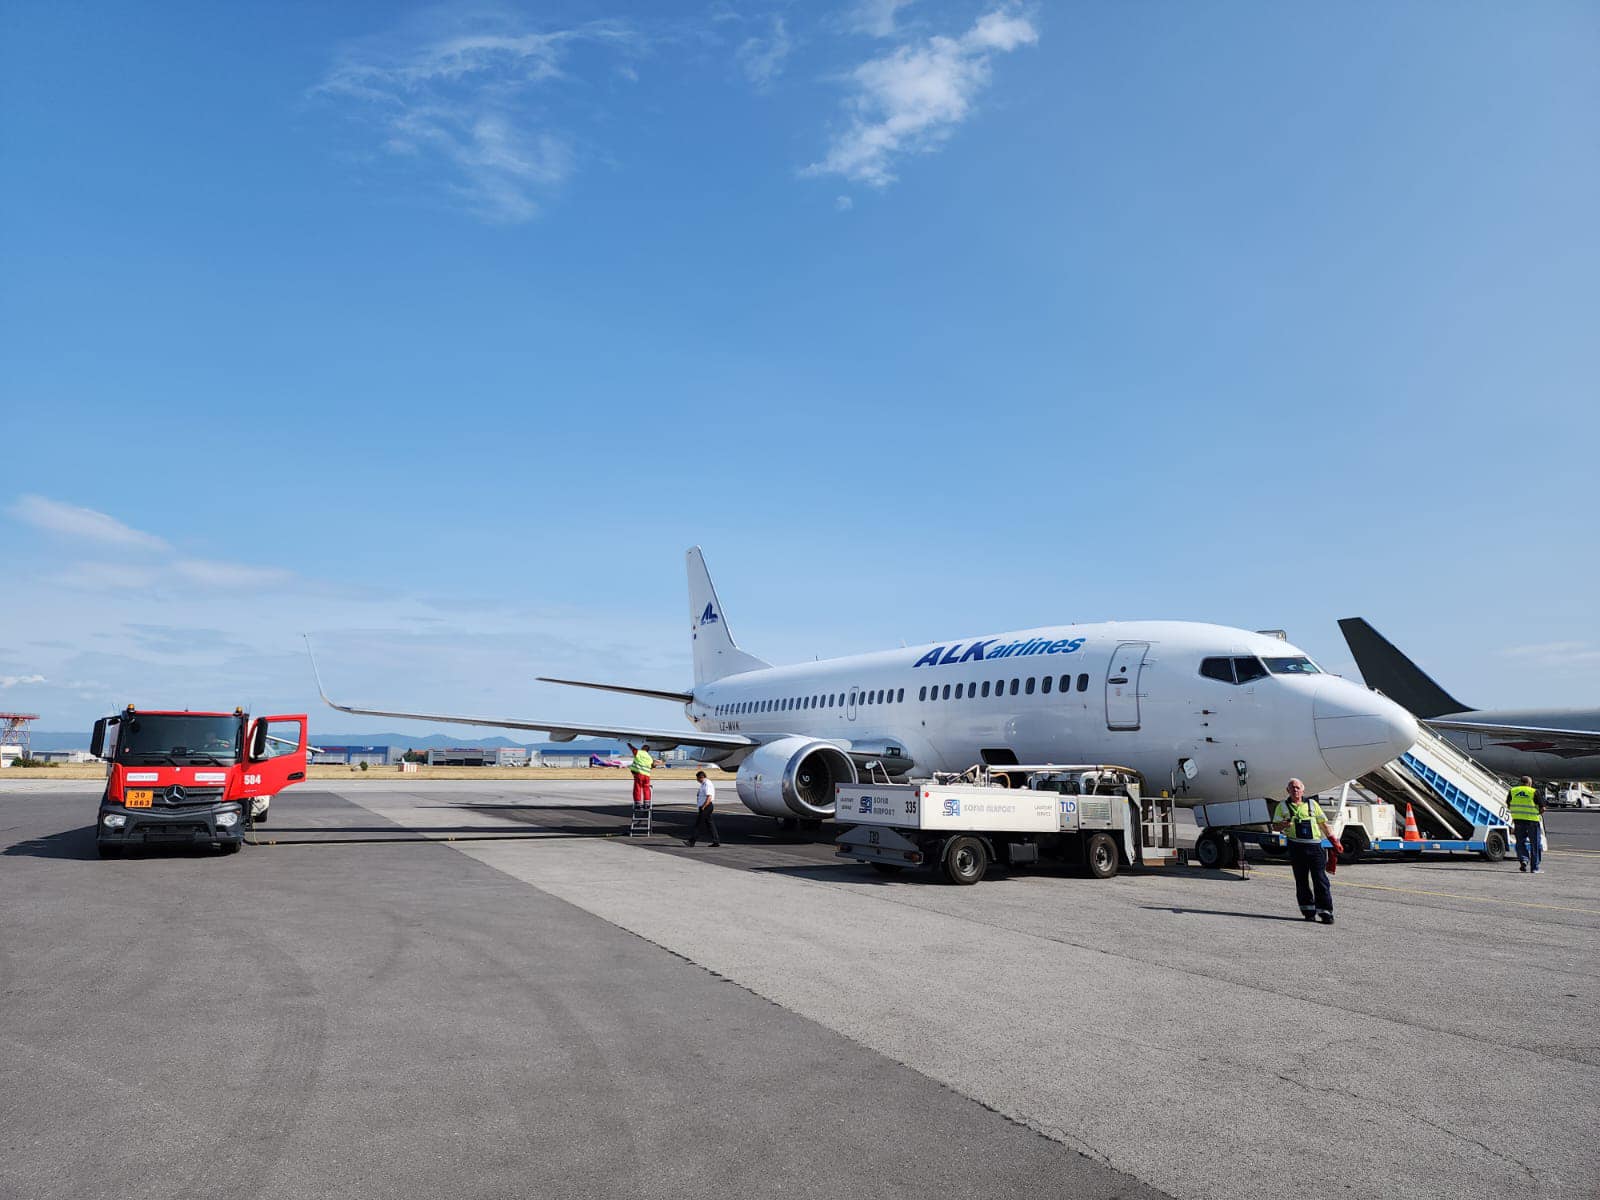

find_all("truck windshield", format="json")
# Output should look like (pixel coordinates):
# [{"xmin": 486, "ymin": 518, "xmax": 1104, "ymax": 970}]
[{"xmin": 116, "ymin": 715, "xmax": 242, "ymax": 764}]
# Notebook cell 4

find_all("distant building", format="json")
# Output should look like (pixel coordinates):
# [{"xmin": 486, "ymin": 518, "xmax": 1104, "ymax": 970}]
[
  {"xmin": 30, "ymin": 749, "xmax": 97, "ymax": 764},
  {"xmin": 310, "ymin": 744, "xmax": 405, "ymax": 767},
  {"xmin": 426, "ymin": 746, "xmax": 530, "ymax": 767}
]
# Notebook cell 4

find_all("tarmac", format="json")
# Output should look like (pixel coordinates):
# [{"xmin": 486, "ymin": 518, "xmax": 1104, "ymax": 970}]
[{"xmin": 3, "ymin": 778, "xmax": 1597, "ymax": 1200}]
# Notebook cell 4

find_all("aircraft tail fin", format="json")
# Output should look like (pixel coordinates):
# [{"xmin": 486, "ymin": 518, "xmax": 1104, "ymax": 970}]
[
  {"xmin": 687, "ymin": 547, "xmax": 770, "ymax": 685},
  {"xmin": 1337, "ymin": 618, "xmax": 1470, "ymax": 718}
]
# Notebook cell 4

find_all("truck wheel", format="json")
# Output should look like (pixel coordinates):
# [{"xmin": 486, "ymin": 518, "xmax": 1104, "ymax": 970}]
[
  {"xmin": 870, "ymin": 862, "xmax": 904, "ymax": 875},
  {"xmin": 942, "ymin": 836, "xmax": 989, "ymax": 885},
  {"xmin": 253, "ymin": 809, "xmax": 268, "ymax": 826},
  {"xmin": 1339, "ymin": 832, "xmax": 1367, "ymax": 864},
  {"xmin": 1482, "ymin": 830, "xmax": 1507, "ymax": 862},
  {"xmin": 97, "ymin": 842, "xmax": 121, "ymax": 859},
  {"xmin": 1085, "ymin": 832, "xmax": 1119, "ymax": 879},
  {"xmin": 218, "ymin": 841, "xmax": 242, "ymax": 856},
  {"xmin": 1195, "ymin": 831, "xmax": 1224, "ymax": 869}
]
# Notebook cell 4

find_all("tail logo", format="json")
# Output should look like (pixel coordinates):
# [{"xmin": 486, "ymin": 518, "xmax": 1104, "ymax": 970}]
[{"xmin": 699, "ymin": 603, "xmax": 719, "ymax": 626}]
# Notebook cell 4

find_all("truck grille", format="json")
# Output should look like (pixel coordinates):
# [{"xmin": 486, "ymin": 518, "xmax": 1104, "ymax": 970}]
[{"xmin": 162, "ymin": 786, "xmax": 224, "ymax": 807}]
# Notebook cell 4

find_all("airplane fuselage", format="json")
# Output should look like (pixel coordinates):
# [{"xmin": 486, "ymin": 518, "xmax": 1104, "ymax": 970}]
[
  {"xmin": 687, "ymin": 620, "xmax": 1416, "ymax": 806},
  {"xmin": 1431, "ymin": 708, "xmax": 1600, "ymax": 781}
]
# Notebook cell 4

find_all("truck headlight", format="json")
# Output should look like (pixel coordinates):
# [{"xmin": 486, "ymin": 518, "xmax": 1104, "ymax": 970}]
[
  {"xmin": 102, "ymin": 813, "xmax": 128, "ymax": 829},
  {"xmin": 215, "ymin": 811, "xmax": 240, "ymax": 829}
]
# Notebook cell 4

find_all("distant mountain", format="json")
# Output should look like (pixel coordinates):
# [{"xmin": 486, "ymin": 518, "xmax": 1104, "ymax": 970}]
[{"xmin": 21, "ymin": 731, "xmax": 630, "ymax": 754}]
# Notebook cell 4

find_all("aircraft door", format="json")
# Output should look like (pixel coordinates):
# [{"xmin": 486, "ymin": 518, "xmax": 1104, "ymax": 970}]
[
  {"xmin": 846, "ymin": 688, "xmax": 858, "ymax": 721},
  {"xmin": 1105, "ymin": 642, "xmax": 1150, "ymax": 731}
]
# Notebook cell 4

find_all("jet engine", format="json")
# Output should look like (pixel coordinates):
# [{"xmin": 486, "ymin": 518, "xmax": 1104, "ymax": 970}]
[{"xmin": 735, "ymin": 737, "xmax": 856, "ymax": 819}]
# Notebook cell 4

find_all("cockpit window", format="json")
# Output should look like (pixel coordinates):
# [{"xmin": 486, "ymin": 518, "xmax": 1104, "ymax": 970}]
[
  {"xmin": 1233, "ymin": 657, "xmax": 1269, "ymax": 683},
  {"xmin": 1264, "ymin": 656, "xmax": 1321, "ymax": 675},
  {"xmin": 1199, "ymin": 657, "xmax": 1235, "ymax": 684}
]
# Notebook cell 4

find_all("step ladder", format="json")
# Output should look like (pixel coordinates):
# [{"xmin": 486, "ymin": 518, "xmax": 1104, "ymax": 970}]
[{"xmin": 629, "ymin": 801, "xmax": 653, "ymax": 838}]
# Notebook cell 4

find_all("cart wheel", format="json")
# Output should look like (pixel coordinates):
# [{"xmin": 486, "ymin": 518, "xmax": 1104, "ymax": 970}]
[
  {"xmin": 1195, "ymin": 831, "xmax": 1225, "ymax": 869},
  {"xmin": 942, "ymin": 836, "xmax": 989, "ymax": 885},
  {"xmin": 1481, "ymin": 831, "xmax": 1507, "ymax": 862},
  {"xmin": 1085, "ymin": 832, "xmax": 1119, "ymax": 879},
  {"xmin": 870, "ymin": 862, "xmax": 904, "ymax": 875}
]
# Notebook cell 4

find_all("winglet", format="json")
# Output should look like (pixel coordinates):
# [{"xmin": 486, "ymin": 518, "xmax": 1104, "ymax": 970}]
[{"xmin": 304, "ymin": 635, "xmax": 355, "ymax": 715}]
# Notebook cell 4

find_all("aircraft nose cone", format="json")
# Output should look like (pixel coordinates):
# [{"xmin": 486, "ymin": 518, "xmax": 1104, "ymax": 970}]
[{"xmin": 1313, "ymin": 678, "xmax": 1418, "ymax": 780}]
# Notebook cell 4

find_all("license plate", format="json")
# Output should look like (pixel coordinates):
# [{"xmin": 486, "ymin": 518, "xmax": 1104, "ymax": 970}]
[{"xmin": 126, "ymin": 790, "xmax": 154, "ymax": 807}]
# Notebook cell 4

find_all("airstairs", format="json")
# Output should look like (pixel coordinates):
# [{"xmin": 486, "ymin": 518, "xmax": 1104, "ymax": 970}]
[
  {"xmin": 629, "ymin": 800, "xmax": 654, "ymax": 838},
  {"xmin": 1355, "ymin": 723, "xmax": 1511, "ymax": 840}
]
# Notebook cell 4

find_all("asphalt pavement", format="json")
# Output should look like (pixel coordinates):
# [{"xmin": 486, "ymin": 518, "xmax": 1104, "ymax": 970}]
[{"xmin": 4, "ymin": 779, "xmax": 1597, "ymax": 1200}]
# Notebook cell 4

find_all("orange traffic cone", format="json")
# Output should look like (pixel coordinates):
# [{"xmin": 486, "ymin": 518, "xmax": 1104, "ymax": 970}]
[{"xmin": 1402, "ymin": 802, "xmax": 1422, "ymax": 842}]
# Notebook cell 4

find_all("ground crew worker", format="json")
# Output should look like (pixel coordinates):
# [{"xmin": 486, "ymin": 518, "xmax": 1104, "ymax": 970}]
[
  {"xmin": 627, "ymin": 742, "xmax": 653, "ymax": 813},
  {"xmin": 1507, "ymin": 775, "xmax": 1545, "ymax": 873},
  {"xmin": 684, "ymin": 770, "xmax": 721, "ymax": 848},
  {"xmin": 1273, "ymin": 778, "xmax": 1335, "ymax": 924}
]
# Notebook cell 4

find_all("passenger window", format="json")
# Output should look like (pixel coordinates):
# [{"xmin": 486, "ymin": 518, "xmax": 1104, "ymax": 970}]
[
  {"xmin": 1059, "ymin": 675, "xmax": 1070, "ymax": 693},
  {"xmin": 955, "ymin": 683, "xmax": 964, "ymax": 699},
  {"xmin": 919, "ymin": 686, "xmax": 926, "ymax": 701},
  {"xmin": 1200, "ymin": 657, "xmax": 1236, "ymax": 684},
  {"xmin": 896, "ymin": 688, "xmax": 904, "ymax": 702},
  {"xmin": 1233, "ymin": 657, "xmax": 1268, "ymax": 684},
  {"xmin": 1010, "ymin": 679, "xmax": 1019, "ymax": 696},
  {"xmin": 1025, "ymin": 677, "xmax": 1035, "ymax": 695},
  {"xmin": 980, "ymin": 681, "xmax": 990, "ymax": 698},
  {"xmin": 1077, "ymin": 673, "xmax": 1088, "ymax": 692},
  {"xmin": 942, "ymin": 685, "xmax": 951, "ymax": 700},
  {"xmin": 1041, "ymin": 675, "xmax": 1053, "ymax": 694}
]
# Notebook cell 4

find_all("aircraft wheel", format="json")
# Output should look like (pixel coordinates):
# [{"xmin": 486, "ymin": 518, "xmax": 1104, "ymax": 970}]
[
  {"xmin": 941, "ymin": 836, "xmax": 989, "ymax": 885},
  {"xmin": 1085, "ymin": 833, "xmax": 1119, "ymax": 879}
]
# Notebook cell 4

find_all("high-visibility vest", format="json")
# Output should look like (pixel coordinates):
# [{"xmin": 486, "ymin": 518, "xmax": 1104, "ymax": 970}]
[
  {"xmin": 1507, "ymin": 785, "xmax": 1541, "ymax": 823},
  {"xmin": 631, "ymin": 750, "xmax": 653, "ymax": 777},
  {"xmin": 1273, "ymin": 798, "xmax": 1329, "ymax": 843}
]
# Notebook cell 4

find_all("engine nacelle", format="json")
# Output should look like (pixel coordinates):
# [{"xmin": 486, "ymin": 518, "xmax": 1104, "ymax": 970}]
[{"xmin": 735, "ymin": 737, "xmax": 857, "ymax": 819}]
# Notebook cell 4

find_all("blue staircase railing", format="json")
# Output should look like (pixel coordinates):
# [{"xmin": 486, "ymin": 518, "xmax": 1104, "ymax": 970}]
[{"xmin": 1398, "ymin": 752, "xmax": 1502, "ymax": 830}]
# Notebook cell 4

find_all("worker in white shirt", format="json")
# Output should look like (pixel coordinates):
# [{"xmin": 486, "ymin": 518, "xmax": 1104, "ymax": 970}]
[{"xmin": 685, "ymin": 770, "xmax": 721, "ymax": 848}]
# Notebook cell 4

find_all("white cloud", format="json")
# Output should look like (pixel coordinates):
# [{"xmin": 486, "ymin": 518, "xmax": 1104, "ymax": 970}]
[
  {"xmin": 173, "ymin": 560, "xmax": 297, "ymax": 590},
  {"xmin": 848, "ymin": 0, "xmax": 916, "ymax": 38},
  {"xmin": 1499, "ymin": 642, "xmax": 1600, "ymax": 669},
  {"xmin": 737, "ymin": 15, "xmax": 791, "ymax": 87},
  {"xmin": 315, "ymin": 13, "xmax": 638, "ymax": 223},
  {"xmin": 8, "ymin": 495, "xmax": 171, "ymax": 552},
  {"xmin": 0, "ymin": 674, "xmax": 46, "ymax": 688},
  {"xmin": 835, "ymin": 194, "xmax": 854, "ymax": 211},
  {"xmin": 803, "ymin": 7, "xmax": 1038, "ymax": 187}
]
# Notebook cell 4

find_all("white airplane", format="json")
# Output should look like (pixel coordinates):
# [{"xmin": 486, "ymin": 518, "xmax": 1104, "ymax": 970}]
[{"xmin": 311, "ymin": 548, "xmax": 1417, "ymax": 822}]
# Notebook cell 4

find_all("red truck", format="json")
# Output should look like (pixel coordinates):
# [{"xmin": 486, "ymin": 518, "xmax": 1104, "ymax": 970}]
[{"xmin": 91, "ymin": 706, "xmax": 309, "ymax": 858}]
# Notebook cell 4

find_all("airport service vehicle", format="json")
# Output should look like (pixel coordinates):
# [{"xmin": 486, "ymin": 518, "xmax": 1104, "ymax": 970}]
[
  {"xmin": 1547, "ymin": 785, "xmax": 1599, "ymax": 809},
  {"xmin": 1339, "ymin": 618, "xmax": 1600, "ymax": 781},
  {"xmin": 310, "ymin": 547, "xmax": 1417, "ymax": 828},
  {"xmin": 834, "ymin": 765, "xmax": 1178, "ymax": 884},
  {"xmin": 1188, "ymin": 723, "xmax": 1515, "ymax": 866},
  {"xmin": 92, "ymin": 706, "xmax": 309, "ymax": 858}
]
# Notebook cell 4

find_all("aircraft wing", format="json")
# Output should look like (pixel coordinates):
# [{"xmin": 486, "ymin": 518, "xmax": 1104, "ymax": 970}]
[
  {"xmin": 1429, "ymin": 719, "xmax": 1600, "ymax": 757},
  {"xmin": 307, "ymin": 641, "xmax": 752, "ymax": 753}
]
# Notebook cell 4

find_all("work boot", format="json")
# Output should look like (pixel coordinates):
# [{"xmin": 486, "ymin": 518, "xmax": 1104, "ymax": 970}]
[
  {"xmin": 1318, "ymin": 914, "xmax": 1334, "ymax": 925},
  {"xmin": 1519, "ymin": 861, "xmax": 1528, "ymax": 872}
]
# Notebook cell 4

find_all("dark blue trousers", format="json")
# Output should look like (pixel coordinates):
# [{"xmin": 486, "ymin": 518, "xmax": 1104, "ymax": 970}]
[
  {"xmin": 1514, "ymin": 820, "xmax": 1543, "ymax": 871},
  {"xmin": 1289, "ymin": 842, "xmax": 1333, "ymax": 916}
]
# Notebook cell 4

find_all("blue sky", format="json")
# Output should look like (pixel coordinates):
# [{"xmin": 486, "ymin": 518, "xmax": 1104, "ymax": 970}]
[{"xmin": 1, "ymin": 0, "xmax": 1596, "ymax": 735}]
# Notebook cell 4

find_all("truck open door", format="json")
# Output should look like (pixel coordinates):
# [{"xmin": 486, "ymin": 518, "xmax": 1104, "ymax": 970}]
[{"xmin": 245, "ymin": 714, "xmax": 309, "ymax": 795}]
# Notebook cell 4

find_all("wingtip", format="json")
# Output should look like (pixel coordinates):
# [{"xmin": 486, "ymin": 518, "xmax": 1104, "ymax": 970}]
[{"xmin": 302, "ymin": 635, "xmax": 337, "ymax": 708}]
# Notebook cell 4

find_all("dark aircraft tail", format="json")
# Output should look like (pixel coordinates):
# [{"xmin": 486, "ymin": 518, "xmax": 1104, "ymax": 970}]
[{"xmin": 1337, "ymin": 618, "xmax": 1471, "ymax": 719}]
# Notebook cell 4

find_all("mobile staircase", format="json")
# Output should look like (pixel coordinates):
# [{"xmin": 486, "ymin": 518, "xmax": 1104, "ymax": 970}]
[
  {"xmin": 1191, "ymin": 724, "xmax": 1515, "ymax": 865},
  {"xmin": 629, "ymin": 799, "xmax": 654, "ymax": 838},
  {"xmin": 1349, "ymin": 723, "xmax": 1514, "ymax": 858}
]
